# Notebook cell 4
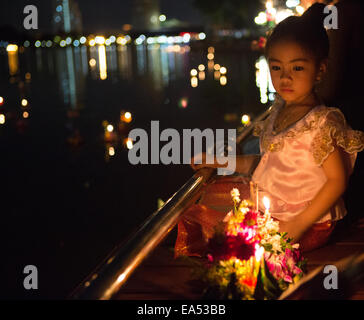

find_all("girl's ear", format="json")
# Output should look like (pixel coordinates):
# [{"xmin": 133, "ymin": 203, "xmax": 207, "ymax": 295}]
[{"xmin": 316, "ymin": 58, "xmax": 328, "ymax": 81}]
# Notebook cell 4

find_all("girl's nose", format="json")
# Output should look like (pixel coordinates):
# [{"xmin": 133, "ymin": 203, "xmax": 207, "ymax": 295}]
[{"xmin": 280, "ymin": 69, "xmax": 291, "ymax": 80}]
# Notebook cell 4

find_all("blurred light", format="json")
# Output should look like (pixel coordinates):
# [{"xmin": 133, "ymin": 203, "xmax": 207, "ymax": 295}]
[
  {"xmin": 121, "ymin": 111, "xmax": 132, "ymax": 123},
  {"xmin": 191, "ymin": 76, "xmax": 198, "ymax": 88},
  {"xmin": 46, "ymin": 40, "xmax": 52, "ymax": 47},
  {"xmin": 56, "ymin": 5, "xmax": 62, "ymax": 12},
  {"xmin": 255, "ymin": 12, "xmax": 267, "ymax": 25},
  {"xmin": 23, "ymin": 40, "xmax": 30, "ymax": 47},
  {"xmin": 139, "ymin": 34, "xmax": 146, "ymax": 41},
  {"xmin": 89, "ymin": 39, "xmax": 96, "ymax": 46},
  {"xmin": 256, "ymin": 55, "xmax": 275, "ymax": 104},
  {"xmin": 106, "ymin": 124, "xmax": 114, "ymax": 132},
  {"xmin": 35, "ymin": 40, "xmax": 41, "ymax": 48},
  {"xmin": 135, "ymin": 38, "xmax": 143, "ymax": 45},
  {"xmin": 108, "ymin": 147, "xmax": 115, "ymax": 156},
  {"xmin": 80, "ymin": 36, "xmax": 87, "ymax": 44},
  {"xmin": 174, "ymin": 36, "xmax": 183, "ymax": 44},
  {"xmin": 220, "ymin": 66, "xmax": 227, "ymax": 74},
  {"xmin": 125, "ymin": 138, "xmax": 133, "ymax": 149},
  {"xmin": 178, "ymin": 97, "xmax": 188, "ymax": 108},
  {"xmin": 117, "ymin": 36, "xmax": 126, "ymax": 45},
  {"xmin": 276, "ymin": 9, "xmax": 294, "ymax": 23},
  {"xmin": 198, "ymin": 64, "xmax": 205, "ymax": 71},
  {"xmin": 125, "ymin": 35, "xmax": 131, "ymax": 42},
  {"xmin": 105, "ymin": 39, "xmax": 111, "ymax": 46},
  {"xmin": 286, "ymin": 0, "xmax": 300, "ymax": 8},
  {"xmin": 159, "ymin": 14, "xmax": 166, "ymax": 22},
  {"xmin": 89, "ymin": 58, "xmax": 96, "ymax": 67},
  {"xmin": 0, "ymin": 114, "xmax": 5, "ymax": 124},
  {"xmin": 220, "ymin": 75, "xmax": 227, "ymax": 86},
  {"xmin": 7, "ymin": 44, "xmax": 19, "ymax": 75},
  {"xmin": 21, "ymin": 99, "xmax": 28, "ymax": 107},
  {"xmin": 95, "ymin": 36, "xmax": 105, "ymax": 45},
  {"xmin": 123, "ymin": 24, "xmax": 132, "ymax": 32},
  {"xmin": 266, "ymin": 0, "xmax": 273, "ymax": 10},
  {"xmin": 190, "ymin": 69, "xmax": 198, "ymax": 77},
  {"xmin": 207, "ymin": 53, "xmax": 214, "ymax": 60},
  {"xmin": 157, "ymin": 35, "xmax": 167, "ymax": 44},
  {"xmin": 66, "ymin": 37, "xmax": 72, "ymax": 45},
  {"xmin": 214, "ymin": 70, "xmax": 221, "ymax": 80},
  {"xmin": 73, "ymin": 40, "xmax": 80, "ymax": 47},
  {"xmin": 6, "ymin": 44, "xmax": 18, "ymax": 52},
  {"xmin": 296, "ymin": 5, "xmax": 305, "ymax": 15},
  {"xmin": 150, "ymin": 15, "xmax": 158, "ymax": 23},
  {"xmin": 198, "ymin": 71, "xmax": 205, "ymax": 80},
  {"xmin": 23, "ymin": 111, "xmax": 29, "ymax": 118},
  {"xmin": 214, "ymin": 64, "xmax": 221, "ymax": 71},
  {"xmin": 182, "ymin": 33, "xmax": 191, "ymax": 43},
  {"xmin": 208, "ymin": 46, "xmax": 215, "ymax": 53},
  {"xmin": 198, "ymin": 32, "xmax": 206, "ymax": 40},
  {"xmin": 109, "ymin": 36, "xmax": 116, "ymax": 43},
  {"xmin": 98, "ymin": 45, "xmax": 107, "ymax": 80},
  {"xmin": 60, "ymin": 40, "xmax": 66, "ymax": 47},
  {"xmin": 0, "ymin": 96, "xmax": 3, "ymax": 105},
  {"xmin": 54, "ymin": 35, "xmax": 61, "ymax": 43},
  {"xmin": 241, "ymin": 114, "xmax": 251, "ymax": 125},
  {"xmin": 25, "ymin": 72, "xmax": 31, "ymax": 80},
  {"xmin": 147, "ymin": 37, "xmax": 156, "ymax": 44},
  {"xmin": 167, "ymin": 36, "xmax": 174, "ymax": 44}
]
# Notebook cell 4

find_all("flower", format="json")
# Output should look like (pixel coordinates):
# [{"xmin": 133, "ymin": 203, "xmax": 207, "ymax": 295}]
[
  {"xmin": 230, "ymin": 188, "xmax": 240, "ymax": 204},
  {"xmin": 195, "ymin": 188, "xmax": 306, "ymax": 300},
  {"xmin": 243, "ymin": 210, "xmax": 258, "ymax": 226},
  {"xmin": 207, "ymin": 233, "xmax": 256, "ymax": 262}
]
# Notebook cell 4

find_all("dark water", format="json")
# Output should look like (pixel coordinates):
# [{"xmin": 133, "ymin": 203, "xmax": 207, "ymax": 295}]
[{"xmin": 0, "ymin": 41, "xmax": 268, "ymax": 298}]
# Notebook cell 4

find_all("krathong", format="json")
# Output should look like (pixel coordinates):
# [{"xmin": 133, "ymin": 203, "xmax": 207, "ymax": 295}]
[{"xmin": 193, "ymin": 188, "xmax": 306, "ymax": 300}]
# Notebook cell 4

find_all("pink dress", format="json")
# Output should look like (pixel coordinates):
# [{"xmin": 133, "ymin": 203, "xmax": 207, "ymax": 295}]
[{"xmin": 252, "ymin": 99, "xmax": 364, "ymax": 223}]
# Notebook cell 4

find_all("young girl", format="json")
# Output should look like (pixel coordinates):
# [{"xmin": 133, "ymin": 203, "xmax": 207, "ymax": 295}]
[{"xmin": 175, "ymin": 4, "xmax": 364, "ymax": 257}]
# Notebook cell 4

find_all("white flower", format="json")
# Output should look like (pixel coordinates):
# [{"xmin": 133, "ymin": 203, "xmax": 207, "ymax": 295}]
[
  {"xmin": 271, "ymin": 234, "xmax": 282, "ymax": 252},
  {"xmin": 230, "ymin": 188, "xmax": 240, "ymax": 203}
]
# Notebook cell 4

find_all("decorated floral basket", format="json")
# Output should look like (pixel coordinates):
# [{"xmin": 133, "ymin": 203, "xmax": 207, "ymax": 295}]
[{"xmin": 190, "ymin": 188, "xmax": 307, "ymax": 300}]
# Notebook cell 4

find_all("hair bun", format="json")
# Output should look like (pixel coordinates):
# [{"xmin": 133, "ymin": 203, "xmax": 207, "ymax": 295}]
[{"xmin": 301, "ymin": 3, "xmax": 328, "ymax": 28}]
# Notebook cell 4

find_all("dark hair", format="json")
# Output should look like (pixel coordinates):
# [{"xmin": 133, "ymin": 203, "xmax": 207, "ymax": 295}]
[{"xmin": 265, "ymin": 3, "xmax": 329, "ymax": 64}]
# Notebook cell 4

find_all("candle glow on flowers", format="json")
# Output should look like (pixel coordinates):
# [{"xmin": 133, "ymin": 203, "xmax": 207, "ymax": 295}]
[{"xmin": 196, "ymin": 188, "xmax": 306, "ymax": 300}]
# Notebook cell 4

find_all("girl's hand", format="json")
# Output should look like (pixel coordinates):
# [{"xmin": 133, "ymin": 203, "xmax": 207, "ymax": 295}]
[{"xmin": 278, "ymin": 220, "xmax": 305, "ymax": 242}]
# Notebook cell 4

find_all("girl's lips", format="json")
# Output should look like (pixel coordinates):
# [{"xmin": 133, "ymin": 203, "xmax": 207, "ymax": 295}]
[{"xmin": 281, "ymin": 88, "xmax": 294, "ymax": 92}]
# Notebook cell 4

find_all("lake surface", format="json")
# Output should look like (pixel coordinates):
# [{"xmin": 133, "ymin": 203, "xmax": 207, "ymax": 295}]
[{"xmin": 0, "ymin": 40, "xmax": 272, "ymax": 298}]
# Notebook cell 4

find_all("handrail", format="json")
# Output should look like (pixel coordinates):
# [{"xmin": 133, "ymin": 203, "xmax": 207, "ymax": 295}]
[
  {"xmin": 70, "ymin": 103, "xmax": 274, "ymax": 300},
  {"xmin": 70, "ymin": 167, "xmax": 215, "ymax": 300}
]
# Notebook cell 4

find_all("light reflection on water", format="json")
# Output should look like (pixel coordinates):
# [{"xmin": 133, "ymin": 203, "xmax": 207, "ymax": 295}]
[{"xmin": 1, "ymin": 41, "xmax": 271, "ymax": 298}]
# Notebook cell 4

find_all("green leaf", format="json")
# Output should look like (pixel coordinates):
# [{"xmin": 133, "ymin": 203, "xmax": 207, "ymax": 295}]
[{"xmin": 253, "ymin": 259, "xmax": 283, "ymax": 300}]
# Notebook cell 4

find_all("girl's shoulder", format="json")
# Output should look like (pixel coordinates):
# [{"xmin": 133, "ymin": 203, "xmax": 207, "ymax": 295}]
[{"xmin": 310, "ymin": 105, "xmax": 364, "ymax": 166}]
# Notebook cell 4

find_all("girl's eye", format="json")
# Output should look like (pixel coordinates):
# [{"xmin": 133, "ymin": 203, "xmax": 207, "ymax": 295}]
[
  {"xmin": 293, "ymin": 66, "xmax": 304, "ymax": 71},
  {"xmin": 271, "ymin": 65, "xmax": 280, "ymax": 71}
]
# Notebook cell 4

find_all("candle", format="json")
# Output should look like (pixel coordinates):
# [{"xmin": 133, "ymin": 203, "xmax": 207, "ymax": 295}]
[
  {"xmin": 255, "ymin": 183, "xmax": 259, "ymax": 213},
  {"xmin": 263, "ymin": 196, "xmax": 270, "ymax": 219}
]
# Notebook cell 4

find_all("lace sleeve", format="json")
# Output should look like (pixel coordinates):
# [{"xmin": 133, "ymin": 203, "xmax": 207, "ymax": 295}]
[{"xmin": 311, "ymin": 108, "xmax": 364, "ymax": 167}]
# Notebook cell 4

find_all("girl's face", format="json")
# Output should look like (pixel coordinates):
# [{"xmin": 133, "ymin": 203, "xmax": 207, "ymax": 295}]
[{"xmin": 267, "ymin": 41, "xmax": 326, "ymax": 105}]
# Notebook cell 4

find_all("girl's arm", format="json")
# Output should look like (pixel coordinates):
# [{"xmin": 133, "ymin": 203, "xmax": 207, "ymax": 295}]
[
  {"xmin": 191, "ymin": 153, "xmax": 261, "ymax": 175},
  {"xmin": 279, "ymin": 146, "xmax": 348, "ymax": 241}
]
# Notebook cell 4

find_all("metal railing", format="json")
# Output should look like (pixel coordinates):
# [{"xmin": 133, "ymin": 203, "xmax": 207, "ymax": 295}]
[{"xmin": 70, "ymin": 105, "xmax": 274, "ymax": 300}]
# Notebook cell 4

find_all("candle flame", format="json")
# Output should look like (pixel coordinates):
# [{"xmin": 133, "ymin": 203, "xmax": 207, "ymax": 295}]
[{"xmin": 263, "ymin": 196, "xmax": 270, "ymax": 211}]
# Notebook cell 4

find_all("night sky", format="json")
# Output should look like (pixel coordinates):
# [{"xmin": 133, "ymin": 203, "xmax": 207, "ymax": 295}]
[{"xmin": 0, "ymin": 0, "xmax": 204, "ymax": 34}]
